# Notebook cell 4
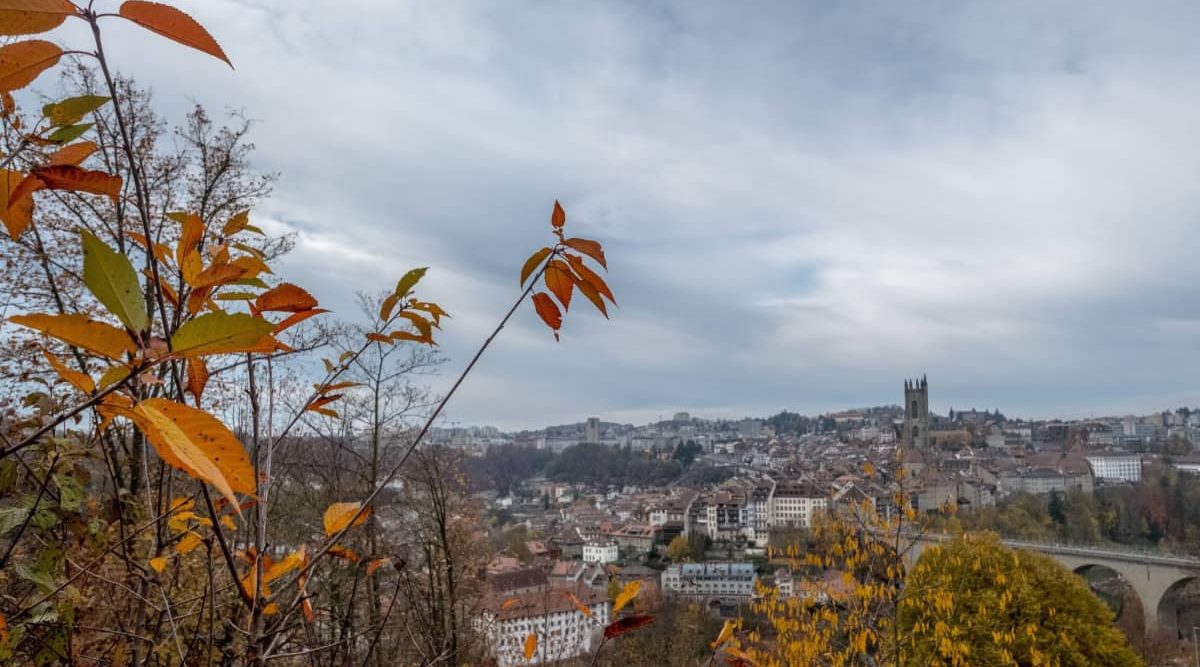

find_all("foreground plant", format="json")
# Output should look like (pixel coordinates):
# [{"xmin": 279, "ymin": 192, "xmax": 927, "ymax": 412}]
[{"xmin": 0, "ymin": 2, "xmax": 617, "ymax": 664}]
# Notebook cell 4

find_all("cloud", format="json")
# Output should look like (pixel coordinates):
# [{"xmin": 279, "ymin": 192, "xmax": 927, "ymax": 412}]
[{"xmin": 65, "ymin": 0, "xmax": 1200, "ymax": 428}]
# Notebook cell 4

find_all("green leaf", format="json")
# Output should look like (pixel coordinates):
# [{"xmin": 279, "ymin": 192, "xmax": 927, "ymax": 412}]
[
  {"xmin": 52, "ymin": 474, "xmax": 82, "ymax": 511},
  {"xmin": 46, "ymin": 122, "xmax": 93, "ymax": 144},
  {"xmin": 81, "ymin": 230, "xmax": 148, "ymax": 333},
  {"xmin": 171, "ymin": 311, "xmax": 273, "ymax": 356},
  {"xmin": 42, "ymin": 95, "xmax": 109, "ymax": 127},
  {"xmin": 394, "ymin": 267, "xmax": 428, "ymax": 298},
  {"xmin": 0, "ymin": 506, "xmax": 29, "ymax": 536}
]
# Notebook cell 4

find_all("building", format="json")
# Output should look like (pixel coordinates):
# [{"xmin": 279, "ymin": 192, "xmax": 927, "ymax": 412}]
[
  {"xmin": 582, "ymin": 540, "xmax": 619, "ymax": 564},
  {"xmin": 662, "ymin": 562, "xmax": 758, "ymax": 600},
  {"xmin": 585, "ymin": 417, "xmax": 600, "ymax": 444},
  {"xmin": 478, "ymin": 586, "xmax": 610, "ymax": 666},
  {"xmin": 1086, "ymin": 454, "xmax": 1142, "ymax": 482},
  {"xmin": 769, "ymin": 482, "xmax": 827, "ymax": 529},
  {"xmin": 903, "ymin": 376, "xmax": 930, "ymax": 450}
]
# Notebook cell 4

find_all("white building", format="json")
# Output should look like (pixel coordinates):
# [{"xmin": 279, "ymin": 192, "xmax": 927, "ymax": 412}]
[
  {"xmin": 479, "ymin": 587, "xmax": 610, "ymax": 666},
  {"xmin": 769, "ymin": 482, "xmax": 828, "ymax": 528},
  {"xmin": 662, "ymin": 562, "xmax": 757, "ymax": 599},
  {"xmin": 1086, "ymin": 454, "xmax": 1142, "ymax": 482},
  {"xmin": 585, "ymin": 417, "xmax": 600, "ymax": 444},
  {"xmin": 582, "ymin": 540, "xmax": 619, "ymax": 564}
]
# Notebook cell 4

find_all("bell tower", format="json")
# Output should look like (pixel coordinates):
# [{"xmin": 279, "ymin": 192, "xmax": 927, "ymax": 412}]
[{"xmin": 903, "ymin": 375, "xmax": 930, "ymax": 450}]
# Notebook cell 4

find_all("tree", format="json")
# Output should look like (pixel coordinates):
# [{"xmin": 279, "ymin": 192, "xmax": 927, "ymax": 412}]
[
  {"xmin": 897, "ymin": 533, "xmax": 1143, "ymax": 667},
  {"xmin": 666, "ymin": 535, "xmax": 692, "ymax": 562}
]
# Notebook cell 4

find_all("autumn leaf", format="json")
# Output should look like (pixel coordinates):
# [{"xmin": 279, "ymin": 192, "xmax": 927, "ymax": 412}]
[
  {"xmin": 42, "ymin": 95, "xmax": 108, "ymax": 127},
  {"xmin": 171, "ymin": 211, "xmax": 203, "ymax": 265},
  {"xmin": 565, "ymin": 253, "xmax": 616, "ymax": 305},
  {"xmin": 81, "ymin": 230, "xmax": 149, "ymax": 333},
  {"xmin": 272, "ymin": 308, "xmax": 327, "ymax": 334},
  {"xmin": 47, "ymin": 140, "xmax": 97, "ymax": 166},
  {"xmin": 394, "ymin": 267, "xmax": 428, "ymax": 298},
  {"xmin": 221, "ymin": 209, "xmax": 249, "ymax": 236},
  {"xmin": 711, "ymin": 620, "xmax": 734, "ymax": 649},
  {"xmin": 563, "ymin": 237, "xmax": 606, "ymax": 269},
  {"xmin": 255, "ymin": 283, "xmax": 317, "ymax": 313},
  {"xmin": 327, "ymin": 545, "xmax": 360, "ymax": 562},
  {"xmin": 519, "ymin": 247, "xmax": 552, "ymax": 287},
  {"xmin": 0, "ymin": 168, "xmax": 32, "ymax": 238},
  {"xmin": 148, "ymin": 556, "xmax": 167, "ymax": 573},
  {"xmin": 574, "ymin": 278, "xmax": 608, "ymax": 318},
  {"xmin": 42, "ymin": 348, "xmax": 93, "ymax": 392},
  {"xmin": 192, "ymin": 263, "xmax": 246, "ymax": 289},
  {"xmin": 130, "ymin": 398, "xmax": 255, "ymax": 510},
  {"xmin": 551, "ymin": 200, "xmax": 565, "ymax": 228},
  {"xmin": 186, "ymin": 357, "xmax": 208, "ymax": 404},
  {"xmin": 97, "ymin": 364, "xmax": 131, "ymax": 390},
  {"xmin": 612, "ymin": 580, "xmax": 641, "ymax": 614},
  {"xmin": 171, "ymin": 311, "xmax": 274, "ymax": 356},
  {"xmin": 118, "ymin": 1, "xmax": 231, "ymax": 67},
  {"xmin": 0, "ymin": 0, "xmax": 75, "ymax": 36},
  {"xmin": 604, "ymin": 614, "xmax": 654, "ymax": 639},
  {"xmin": 563, "ymin": 590, "xmax": 593, "ymax": 619},
  {"xmin": 323, "ymin": 502, "xmax": 370, "ymax": 536},
  {"xmin": 10, "ymin": 313, "xmax": 134, "ymax": 360},
  {"xmin": 0, "ymin": 39, "xmax": 61, "ymax": 91},
  {"xmin": 524, "ymin": 633, "xmax": 537, "ymax": 660},
  {"xmin": 366, "ymin": 557, "xmax": 390, "ymax": 577},
  {"xmin": 175, "ymin": 531, "xmax": 202, "ymax": 554},
  {"xmin": 398, "ymin": 310, "xmax": 434, "ymax": 339},
  {"xmin": 544, "ymin": 259, "xmax": 573, "ymax": 311},
  {"xmin": 45, "ymin": 122, "xmax": 90, "ymax": 144},
  {"xmin": 30, "ymin": 164, "xmax": 120, "ymax": 204},
  {"xmin": 531, "ymin": 292, "xmax": 561, "ymax": 339},
  {"xmin": 264, "ymin": 548, "xmax": 305, "ymax": 584}
]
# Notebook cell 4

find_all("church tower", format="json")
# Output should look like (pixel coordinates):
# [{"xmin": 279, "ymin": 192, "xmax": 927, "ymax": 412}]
[{"xmin": 903, "ymin": 376, "xmax": 930, "ymax": 450}]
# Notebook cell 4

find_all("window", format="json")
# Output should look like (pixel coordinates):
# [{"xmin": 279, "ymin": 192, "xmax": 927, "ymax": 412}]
[{"xmin": 911, "ymin": 400, "xmax": 918, "ymax": 417}]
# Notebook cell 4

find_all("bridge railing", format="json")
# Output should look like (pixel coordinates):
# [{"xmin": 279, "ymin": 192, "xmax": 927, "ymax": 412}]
[{"xmin": 913, "ymin": 532, "xmax": 1200, "ymax": 568}]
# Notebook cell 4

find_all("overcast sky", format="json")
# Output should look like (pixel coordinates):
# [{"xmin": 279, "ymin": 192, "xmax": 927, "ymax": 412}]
[{"xmin": 56, "ymin": 1, "xmax": 1200, "ymax": 429}]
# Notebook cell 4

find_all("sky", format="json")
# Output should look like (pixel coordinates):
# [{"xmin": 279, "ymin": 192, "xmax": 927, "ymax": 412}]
[{"xmin": 46, "ymin": 1, "xmax": 1200, "ymax": 429}]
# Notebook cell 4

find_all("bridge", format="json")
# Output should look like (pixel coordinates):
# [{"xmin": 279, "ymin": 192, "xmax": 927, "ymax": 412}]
[{"xmin": 906, "ymin": 535, "xmax": 1200, "ymax": 637}]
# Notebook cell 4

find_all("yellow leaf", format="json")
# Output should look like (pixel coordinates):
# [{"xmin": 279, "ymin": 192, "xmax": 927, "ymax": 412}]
[
  {"xmin": 613, "ymin": 580, "xmax": 640, "ymax": 614},
  {"xmin": 175, "ymin": 531, "xmax": 202, "ymax": 554},
  {"xmin": 220, "ymin": 515, "xmax": 236, "ymax": 531},
  {"xmin": 148, "ymin": 556, "xmax": 167, "ymax": 572},
  {"xmin": 264, "ymin": 548, "xmax": 305, "ymax": 584},
  {"xmin": 523, "ymin": 632, "xmax": 537, "ymax": 660},
  {"xmin": 323, "ymin": 502, "xmax": 370, "ymax": 536},
  {"xmin": 711, "ymin": 619, "xmax": 734, "ymax": 649},
  {"xmin": 130, "ymin": 398, "xmax": 255, "ymax": 510},
  {"xmin": 47, "ymin": 140, "xmax": 98, "ymax": 166},
  {"xmin": 10, "ymin": 313, "xmax": 134, "ymax": 360}
]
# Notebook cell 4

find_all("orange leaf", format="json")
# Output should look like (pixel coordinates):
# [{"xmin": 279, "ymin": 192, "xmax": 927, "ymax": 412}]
[
  {"xmin": 0, "ymin": 39, "xmax": 61, "ymax": 91},
  {"xmin": 519, "ymin": 247, "xmax": 552, "ymax": 287},
  {"xmin": 563, "ymin": 590, "xmax": 593, "ymax": 619},
  {"xmin": 30, "ymin": 164, "xmax": 120, "ymax": 204},
  {"xmin": 524, "ymin": 633, "xmax": 537, "ymax": 660},
  {"xmin": 531, "ymin": 292, "xmax": 561, "ymax": 338},
  {"xmin": 172, "ymin": 211, "xmax": 203, "ymax": 265},
  {"xmin": 42, "ymin": 348, "xmax": 93, "ymax": 392},
  {"xmin": 612, "ymin": 580, "xmax": 641, "ymax": 614},
  {"xmin": 603, "ymin": 614, "xmax": 654, "ymax": 639},
  {"xmin": 551, "ymin": 200, "xmax": 565, "ymax": 228},
  {"xmin": 366, "ymin": 333, "xmax": 392, "ymax": 344},
  {"xmin": 118, "ymin": 1, "xmax": 231, "ymax": 66},
  {"xmin": 192, "ymin": 262, "xmax": 247, "ymax": 289},
  {"xmin": 148, "ymin": 556, "xmax": 167, "ymax": 573},
  {"xmin": 544, "ymin": 259, "xmax": 573, "ymax": 311},
  {"xmin": 323, "ymin": 502, "xmax": 370, "ymax": 536},
  {"xmin": 327, "ymin": 545, "xmax": 360, "ymax": 562},
  {"xmin": 565, "ymin": 253, "xmax": 616, "ymax": 305},
  {"xmin": 255, "ymin": 283, "xmax": 317, "ymax": 313},
  {"xmin": 366, "ymin": 557, "xmax": 390, "ymax": 577},
  {"xmin": 574, "ymin": 276, "xmax": 608, "ymax": 318},
  {"xmin": 186, "ymin": 357, "xmax": 208, "ymax": 404},
  {"xmin": 563, "ymin": 237, "xmax": 606, "ymax": 269},
  {"xmin": 221, "ymin": 209, "xmax": 249, "ymax": 237},
  {"xmin": 10, "ymin": 313, "xmax": 134, "ymax": 360},
  {"xmin": 0, "ymin": 0, "xmax": 75, "ymax": 37},
  {"xmin": 130, "ymin": 398, "xmax": 256, "ymax": 509},
  {"xmin": 46, "ymin": 140, "xmax": 97, "ymax": 166},
  {"xmin": 0, "ymin": 168, "xmax": 34, "ymax": 239},
  {"xmin": 272, "ymin": 308, "xmax": 328, "ymax": 334}
]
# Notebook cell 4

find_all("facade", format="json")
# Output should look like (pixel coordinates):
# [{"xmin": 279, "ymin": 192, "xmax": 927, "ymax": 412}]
[
  {"xmin": 662, "ymin": 562, "xmax": 758, "ymax": 600},
  {"xmin": 479, "ymin": 587, "xmax": 610, "ymax": 666},
  {"xmin": 769, "ymin": 482, "xmax": 827, "ymax": 529},
  {"xmin": 582, "ymin": 540, "xmax": 619, "ymax": 564},
  {"xmin": 585, "ymin": 417, "xmax": 600, "ymax": 444},
  {"xmin": 903, "ymin": 376, "xmax": 930, "ymax": 450},
  {"xmin": 1086, "ymin": 454, "xmax": 1142, "ymax": 482}
]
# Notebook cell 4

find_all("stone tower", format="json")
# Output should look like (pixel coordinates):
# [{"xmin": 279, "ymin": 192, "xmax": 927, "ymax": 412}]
[{"xmin": 903, "ymin": 376, "xmax": 930, "ymax": 450}]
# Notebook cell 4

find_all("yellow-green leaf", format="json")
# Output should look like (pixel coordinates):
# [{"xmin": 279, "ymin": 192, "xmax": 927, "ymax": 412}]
[
  {"xmin": 394, "ymin": 267, "xmax": 427, "ymax": 298},
  {"xmin": 42, "ymin": 94, "xmax": 108, "ymax": 127},
  {"xmin": 81, "ymin": 229, "xmax": 148, "ymax": 334},
  {"xmin": 171, "ymin": 311, "xmax": 273, "ymax": 356}
]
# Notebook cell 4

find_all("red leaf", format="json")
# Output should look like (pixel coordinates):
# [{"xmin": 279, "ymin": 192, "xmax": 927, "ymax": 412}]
[
  {"xmin": 118, "ymin": 1, "xmax": 231, "ymax": 67},
  {"xmin": 563, "ymin": 237, "xmax": 606, "ymax": 269},
  {"xmin": 603, "ymin": 614, "xmax": 654, "ymax": 639},
  {"xmin": 531, "ymin": 292, "xmax": 561, "ymax": 337},
  {"xmin": 30, "ymin": 164, "xmax": 120, "ymax": 204},
  {"xmin": 544, "ymin": 259, "xmax": 573, "ymax": 311},
  {"xmin": 551, "ymin": 200, "xmax": 565, "ymax": 228}
]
